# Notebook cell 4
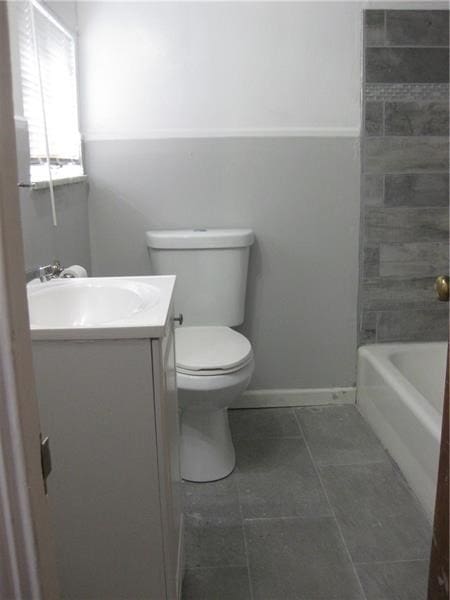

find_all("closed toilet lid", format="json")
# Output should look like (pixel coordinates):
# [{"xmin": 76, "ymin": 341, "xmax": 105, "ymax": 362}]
[{"xmin": 175, "ymin": 326, "xmax": 252, "ymax": 373}]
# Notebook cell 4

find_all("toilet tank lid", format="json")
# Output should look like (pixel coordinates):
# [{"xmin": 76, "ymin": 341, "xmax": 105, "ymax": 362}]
[{"xmin": 146, "ymin": 228, "xmax": 254, "ymax": 250}]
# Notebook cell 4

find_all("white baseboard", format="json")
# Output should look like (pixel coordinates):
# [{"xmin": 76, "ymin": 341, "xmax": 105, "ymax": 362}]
[{"xmin": 231, "ymin": 387, "xmax": 356, "ymax": 409}]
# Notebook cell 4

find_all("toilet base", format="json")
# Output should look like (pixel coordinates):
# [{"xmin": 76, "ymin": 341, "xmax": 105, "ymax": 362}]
[{"xmin": 181, "ymin": 408, "xmax": 235, "ymax": 482}]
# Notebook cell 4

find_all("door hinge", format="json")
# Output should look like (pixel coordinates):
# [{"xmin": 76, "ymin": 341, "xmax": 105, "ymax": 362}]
[{"xmin": 40, "ymin": 434, "xmax": 52, "ymax": 494}]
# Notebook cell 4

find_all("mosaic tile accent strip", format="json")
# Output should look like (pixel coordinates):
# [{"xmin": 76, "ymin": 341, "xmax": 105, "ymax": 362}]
[{"xmin": 365, "ymin": 83, "xmax": 449, "ymax": 102}]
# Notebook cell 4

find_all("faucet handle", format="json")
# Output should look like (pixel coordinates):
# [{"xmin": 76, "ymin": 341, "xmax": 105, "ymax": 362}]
[{"xmin": 38, "ymin": 264, "xmax": 53, "ymax": 282}]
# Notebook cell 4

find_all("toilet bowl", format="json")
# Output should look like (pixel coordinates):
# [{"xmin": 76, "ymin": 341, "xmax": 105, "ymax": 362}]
[
  {"xmin": 146, "ymin": 228, "xmax": 255, "ymax": 483},
  {"xmin": 176, "ymin": 326, "xmax": 254, "ymax": 481}
]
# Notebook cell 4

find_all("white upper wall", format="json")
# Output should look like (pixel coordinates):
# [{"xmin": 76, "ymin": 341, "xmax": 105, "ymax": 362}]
[{"xmin": 77, "ymin": 2, "xmax": 363, "ymax": 138}]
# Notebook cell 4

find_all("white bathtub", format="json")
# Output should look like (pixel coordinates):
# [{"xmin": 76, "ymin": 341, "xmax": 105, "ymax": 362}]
[{"xmin": 357, "ymin": 342, "xmax": 446, "ymax": 522}]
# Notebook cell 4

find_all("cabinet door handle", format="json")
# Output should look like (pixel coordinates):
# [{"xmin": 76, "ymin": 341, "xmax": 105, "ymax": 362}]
[{"xmin": 173, "ymin": 313, "xmax": 184, "ymax": 326}]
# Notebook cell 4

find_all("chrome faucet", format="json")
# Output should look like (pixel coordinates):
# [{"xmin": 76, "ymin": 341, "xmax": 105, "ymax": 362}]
[
  {"xmin": 25, "ymin": 261, "xmax": 76, "ymax": 283},
  {"xmin": 38, "ymin": 260, "xmax": 69, "ymax": 282}
]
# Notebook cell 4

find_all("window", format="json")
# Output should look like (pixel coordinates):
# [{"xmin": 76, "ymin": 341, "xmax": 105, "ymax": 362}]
[{"xmin": 14, "ymin": 0, "xmax": 83, "ymax": 183}]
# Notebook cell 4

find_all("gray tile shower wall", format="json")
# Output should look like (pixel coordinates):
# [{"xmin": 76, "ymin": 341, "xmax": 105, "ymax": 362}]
[{"xmin": 360, "ymin": 10, "xmax": 449, "ymax": 345}]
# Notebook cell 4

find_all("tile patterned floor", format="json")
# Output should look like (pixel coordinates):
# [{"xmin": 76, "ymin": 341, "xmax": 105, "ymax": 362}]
[{"xmin": 181, "ymin": 405, "xmax": 431, "ymax": 600}]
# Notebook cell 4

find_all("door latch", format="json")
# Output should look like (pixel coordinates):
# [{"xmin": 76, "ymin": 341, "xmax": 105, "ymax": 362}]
[{"xmin": 40, "ymin": 434, "xmax": 52, "ymax": 494}]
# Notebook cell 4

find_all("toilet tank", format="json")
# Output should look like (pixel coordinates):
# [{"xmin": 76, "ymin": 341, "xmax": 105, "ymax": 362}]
[{"xmin": 146, "ymin": 229, "xmax": 254, "ymax": 326}]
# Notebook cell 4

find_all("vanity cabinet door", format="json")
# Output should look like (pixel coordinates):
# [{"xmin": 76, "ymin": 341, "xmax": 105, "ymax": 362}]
[
  {"xmin": 151, "ymin": 325, "xmax": 183, "ymax": 600},
  {"xmin": 33, "ymin": 339, "xmax": 166, "ymax": 600}
]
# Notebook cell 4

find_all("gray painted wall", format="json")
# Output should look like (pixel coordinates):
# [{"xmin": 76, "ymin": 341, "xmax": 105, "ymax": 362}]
[
  {"xmin": 19, "ymin": 183, "xmax": 91, "ymax": 275},
  {"xmin": 85, "ymin": 136, "xmax": 360, "ymax": 389},
  {"xmin": 359, "ymin": 9, "xmax": 449, "ymax": 344}
]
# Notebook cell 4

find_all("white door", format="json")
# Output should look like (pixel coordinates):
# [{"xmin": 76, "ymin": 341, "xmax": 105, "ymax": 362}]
[{"xmin": 0, "ymin": 3, "xmax": 59, "ymax": 598}]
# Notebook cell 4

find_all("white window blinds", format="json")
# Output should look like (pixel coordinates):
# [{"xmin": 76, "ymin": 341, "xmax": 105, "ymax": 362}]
[{"xmin": 15, "ymin": 0, "xmax": 83, "ymax": 183}]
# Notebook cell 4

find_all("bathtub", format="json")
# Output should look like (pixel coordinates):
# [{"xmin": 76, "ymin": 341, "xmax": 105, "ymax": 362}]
[{"xmin": 357, "ymin": 342, "xmax": 447, "ymax": 522}]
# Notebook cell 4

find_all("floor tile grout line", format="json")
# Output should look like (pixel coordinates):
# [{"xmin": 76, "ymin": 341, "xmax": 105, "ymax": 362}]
[
  {"xmin": 232, "ymin": 435, "xmax": 304, "ymax": 441},
  {"xmin": 231, "ymin": 407, "xmax": 305, "ymax": 442},
  {"xmin": 242, "ymin": 514, "xmax": 335, "ymax": 523},
  {"xmin": 292, "ymin": 410, "xmax": 369, "ymax": 600},
  {"xmin": 290, "ymin": 406, "xmax": 394, "ymax": 469},
  {"xmin": 288, "ymin": 405, "xmax": 306, "ymax": 440},
  {"xmin": 317, "ymin": 458, "xmax": 390, "ymax": 468},
  {"xmin": 184, "ymin": 564, "xmax": 253, "ymax": 571},
  {"xmin": 383, "ymin": 454, "xmax": 433, "ymax": 523},
  {"xmin": 367, "ymin": 44, "xmax": 450, "ymax": 49},
  {"xmin": 354, "ymin": 557, "xmax": 430, "ymax": 566},
  {"xmin": 234, "ymin": 455, "xmax": 255, "ymax": 600}
]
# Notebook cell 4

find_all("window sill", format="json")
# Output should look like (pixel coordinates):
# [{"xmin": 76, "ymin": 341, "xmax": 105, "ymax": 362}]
[{"xmin": 31, "ymin": 175, "xmax": 88, "ymax": 190}]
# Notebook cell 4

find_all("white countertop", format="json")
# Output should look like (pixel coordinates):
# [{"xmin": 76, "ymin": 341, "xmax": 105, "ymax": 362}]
[{"xmin": 28, "ymin": 276, "xmax": 176, "ymax": 341}]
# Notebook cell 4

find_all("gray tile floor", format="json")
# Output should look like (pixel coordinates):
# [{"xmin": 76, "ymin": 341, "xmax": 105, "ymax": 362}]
[{"xmin": 181, "ymin": 405, "xmax": 431, "ymax": 600}]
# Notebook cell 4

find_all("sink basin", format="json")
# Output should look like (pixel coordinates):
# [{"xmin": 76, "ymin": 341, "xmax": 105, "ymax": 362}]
[{"xmin": 28, "ymin": 278, "xmax": 160, "ymax": 329}]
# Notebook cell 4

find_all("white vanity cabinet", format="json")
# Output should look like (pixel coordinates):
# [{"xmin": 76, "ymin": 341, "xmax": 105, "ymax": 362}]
[{"xmin": 31, "ymin": 277, "xmax": 183, "ymax": 600}]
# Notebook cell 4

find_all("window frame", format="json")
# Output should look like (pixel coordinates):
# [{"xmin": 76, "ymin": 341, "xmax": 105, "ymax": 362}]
[{"xmin": 11, "ymin": 0, "xmax": 85, "ymax": 187}]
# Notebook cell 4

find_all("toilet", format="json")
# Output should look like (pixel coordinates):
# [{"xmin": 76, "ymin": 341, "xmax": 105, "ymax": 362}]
[{"xmin": 146, "ymin": 228, "xmax": 254, "ymax": 482}]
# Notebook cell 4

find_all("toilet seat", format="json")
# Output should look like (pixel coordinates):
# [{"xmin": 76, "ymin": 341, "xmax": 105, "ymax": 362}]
[{"xmin": 175, "ymin": 326, "xmax": 253, "ymax": 376}]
